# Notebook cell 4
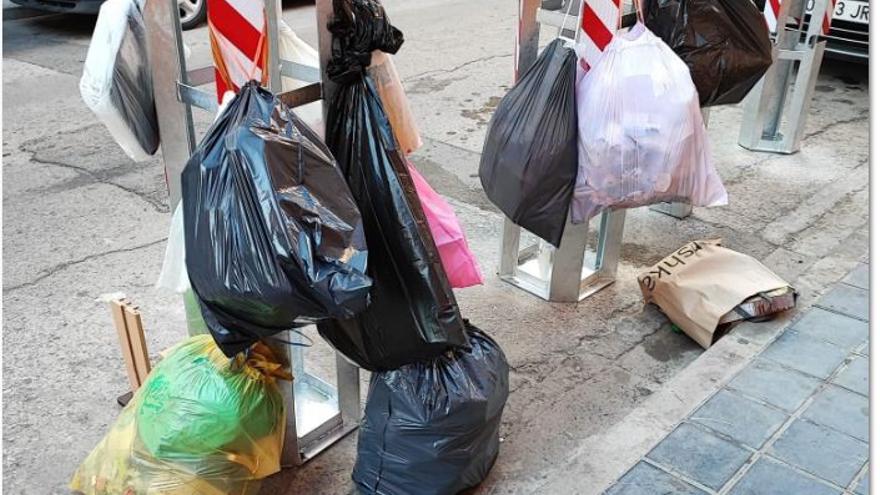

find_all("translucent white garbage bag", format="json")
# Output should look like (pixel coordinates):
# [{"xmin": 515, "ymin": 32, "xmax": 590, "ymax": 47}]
[
  {"xmin": 80, "ymin": 0, "xmax": 159, "ymax": 162},
  {"xmin": 571, "ymin": 22, "xmax": 727, "ymax": 223}
]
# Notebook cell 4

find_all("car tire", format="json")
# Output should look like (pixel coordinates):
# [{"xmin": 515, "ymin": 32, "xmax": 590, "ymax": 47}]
[{"xmin": 179, "ymin": 0, "xmax": 206, "ymax": 30}]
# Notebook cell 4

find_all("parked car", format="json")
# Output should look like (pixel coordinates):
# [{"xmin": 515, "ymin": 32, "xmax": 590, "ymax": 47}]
[
  {"xmin": 9, "ymin": 0, "xmax": 206, "ymax": 29},
  {"xmin": 805, "ymin": 0, "xmax": 869, "ymax": 62}
]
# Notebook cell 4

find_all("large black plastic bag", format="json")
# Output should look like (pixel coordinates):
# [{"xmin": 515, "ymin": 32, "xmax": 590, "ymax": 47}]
[
  {"xmin": 182, "ymin": 82, "xmax": 372, "ymax": 357},
  {"xmin": 478, "ymin": 38, "xmax": 578, "ymax": 248},
  {"xmin": 353, "ymin": 323, "xmax": 510, "ymax": 495},
  {"xmin": 317, "ymin": 0, "xmax": 468, "ymax": 371},
  {"xmin": 643, "ymin": 0, "xmax": 773, "ymax": 107},
  {"xmin": 80, "ymin": 0, "xmax": 159, "ymax": 161}
]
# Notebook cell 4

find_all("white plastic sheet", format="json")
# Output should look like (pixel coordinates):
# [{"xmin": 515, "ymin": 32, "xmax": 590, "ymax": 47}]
[
  {"xmin": 571, "ymin": 23, "xmax": 727, "ymax": 223},
  {"xmin": 80, "ymin": 0, "xmax": 159, "ymax": 162},
  {"xmin": 279, "ymin": 19, "xmax": 325, "ymax": 139},
  {"xmin": 155, "ymin": 203, "xmax": 189, "ymax": 294}
]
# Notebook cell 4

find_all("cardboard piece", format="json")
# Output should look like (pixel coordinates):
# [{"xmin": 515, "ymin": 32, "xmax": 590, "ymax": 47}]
[
  {"xmin": 110, "ymin": 301, "xmax": 141, "ymax": 389},
  {"xmin": 638, "ymin": 240, "xmax": 795, "ymax": 348},
  {"xmin": 109, "ymin": 298, "xmax": 151, "ymax": 390},
  {"xmin": 122, "ymin": 300, "xmax": 151, "ymax": 382}
]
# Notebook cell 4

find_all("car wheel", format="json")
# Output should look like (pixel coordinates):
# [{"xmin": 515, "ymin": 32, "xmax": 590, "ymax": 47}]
[{"xmin": 179, "ymin": 0, "xmax": 206, "ymax": 30}]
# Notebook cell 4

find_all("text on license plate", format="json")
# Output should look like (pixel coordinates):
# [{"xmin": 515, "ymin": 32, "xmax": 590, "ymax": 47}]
[{"xmin": 806, "ymin": 0, "xmax": 869, "ymax": 25}]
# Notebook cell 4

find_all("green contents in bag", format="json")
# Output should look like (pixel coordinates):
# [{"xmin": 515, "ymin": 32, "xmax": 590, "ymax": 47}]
[
  {"xmin": 137, "ymin": 335, "xmax": 284, "ymax": 459},
  {"xmin": 70, "ymin": 334, "xmax": 290, "ymax": 494}
]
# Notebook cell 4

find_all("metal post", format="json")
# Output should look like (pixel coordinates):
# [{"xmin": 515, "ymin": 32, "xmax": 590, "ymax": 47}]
[
  {"xmin": 143, "ymin": 0, "xmax": 359, "ymax": 466},
  {"xmin": 498, "ymin": 0, "xmax": 628, "ymax": 303},
  {"xmin": 143, "ymin": 0, "xmax": 195, "ymax": 206},
  {"xmin": 738, "ymin": 0, "xmax": 827, "ymax": 154}
]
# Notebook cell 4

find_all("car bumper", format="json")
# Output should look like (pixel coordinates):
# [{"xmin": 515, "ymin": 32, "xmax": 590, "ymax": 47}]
[
  {"xmin": 8, "ymin": 0, "xmax": 103, "ymax": 15},
  {"xmin": 801, "ymin": 14, "xmax": 869, "ymax": 62}
]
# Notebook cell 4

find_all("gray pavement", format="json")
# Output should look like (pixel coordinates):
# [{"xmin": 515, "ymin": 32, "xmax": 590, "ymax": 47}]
[
  {"xmin": 603, "ymin": 263, "xmax": 870, "ymax": 495},
  {"xmin": 2, "ymin": 1, "xmax": 870, "ymax": 494}
]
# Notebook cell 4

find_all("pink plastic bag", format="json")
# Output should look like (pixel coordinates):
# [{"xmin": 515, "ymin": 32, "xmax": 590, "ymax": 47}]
[{"xmin": 407, "ymin": 162, "xmax": 483, "ymax": 288}]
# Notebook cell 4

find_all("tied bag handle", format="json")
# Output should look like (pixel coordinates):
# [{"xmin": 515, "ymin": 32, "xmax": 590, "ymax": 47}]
[
  {"xmin": 617, "ymin": 0, "xmax": 645, "ymax": 30},
  {"xmin": 219, "ymin": 13, "xmax": 309, "ymax": 185},
  {"xmin": 209, "ymin": 12, "xmax": 269, "ymax": 90},
  {"xmin": 558, "ymin": 0, "xmax": 576, "ymax": 39}
]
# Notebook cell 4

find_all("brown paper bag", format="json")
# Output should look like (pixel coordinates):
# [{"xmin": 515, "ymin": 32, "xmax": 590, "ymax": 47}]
[
  {"xmin": 638, "ymin": 240, "xmax": 793, "ymax": 349},
  {"xmin": 367, "ymin": 50, "xmax": 423, "ymax": 155}
]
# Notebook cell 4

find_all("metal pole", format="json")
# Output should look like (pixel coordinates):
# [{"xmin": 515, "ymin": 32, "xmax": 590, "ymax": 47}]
[
  {"xmin": 265, "ymin": 0, "xmax": 282, "ymax": 93},
  {"xmin": 143, "ymin": 0, "xmax": 196, "ymax": 207},
  {"xmin": 739, "ymin": 0, "xmax": 827, "ymax": 154}
]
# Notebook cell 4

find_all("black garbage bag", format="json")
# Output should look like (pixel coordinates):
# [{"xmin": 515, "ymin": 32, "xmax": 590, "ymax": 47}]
[
  {"xmin": 644, "ymin": 0, "xmax": 773, "ymax": 107},
  {"xmin": 182, "ymin": 81, "xmax": 372, "ymax": 357},
  {"xmin": 353, "ymin": 322, "xmax": 510, "ymax": 495},
  {"xmin": 478, "ymin": 38, "xmax": 578, "ymax": 247},
  {"xmin": 317, "ymin": 0, "xmax": 467, "ymax": 371}
]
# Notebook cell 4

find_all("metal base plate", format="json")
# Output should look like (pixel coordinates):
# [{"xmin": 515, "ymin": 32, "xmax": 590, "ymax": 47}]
[
  {"xmin": 649, "ymin": 202, "xmax": 693, "ymax": 219},
  {"xmin": 500, "ymin": 246, "xmax": 615, "ymax": 302}
]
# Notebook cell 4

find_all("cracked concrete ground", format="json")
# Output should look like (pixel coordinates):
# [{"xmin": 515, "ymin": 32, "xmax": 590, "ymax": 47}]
[{"xmin": 2, "ymin": 1, "xmax": 869, "ymax": 494}]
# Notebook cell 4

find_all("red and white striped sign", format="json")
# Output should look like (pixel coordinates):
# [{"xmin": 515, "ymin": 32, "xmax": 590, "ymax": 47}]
[
  {"xmin": 765, "ymin": 0, "xmax": 836, "ymax": 34},
  {"xmin": 578, "ymin": 0, "xmax": 622, "ymax": 70},
  {"xmin": 208, "ymin": 0, "xmax": 268, "ymax": 102}
]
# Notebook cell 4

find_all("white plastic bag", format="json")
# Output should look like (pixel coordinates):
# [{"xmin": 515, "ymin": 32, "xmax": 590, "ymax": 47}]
[
  {"xmin": 571, "ymin": 21, "xmax": 727, "ymax": 223},
  {"xmin": 279, "ymin": 19, "xmax": 325, "ymax": 139},
  {"xmin": 156, "ymin": 203, "xmax": 189, "ymax": 294},
  {"xmin": 80, "ymin": 0, "xmax": 159, "ymax": 162}
]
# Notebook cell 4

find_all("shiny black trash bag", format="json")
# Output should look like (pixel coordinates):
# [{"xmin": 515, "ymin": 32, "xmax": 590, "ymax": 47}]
[
  {"xmin": 182, "ymin": 82, "xmax": 372, "ymax": 357},
  {"xmin": 317, "ymin": 0, "xmax": 467, "ymax": 371},
  {"xmin": 478, "ymin": 38, "xmax": 578, "ymax": 247},
  {"xmin": 644, "ymin": 0, "xmax": 773, "ymax": 106},
  {"xmin": 353, "ymin": 323, "xmax": 510, "ymax": 495}
]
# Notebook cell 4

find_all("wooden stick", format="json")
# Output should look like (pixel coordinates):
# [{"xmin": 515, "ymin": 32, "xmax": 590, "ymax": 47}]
[
  {"xmin": 110, "ymin": 300, "xmax": 141, "ymax": 389},
  {"xmin": 122, "ymin": 300, "xmax": 151, "ymax": 384}
]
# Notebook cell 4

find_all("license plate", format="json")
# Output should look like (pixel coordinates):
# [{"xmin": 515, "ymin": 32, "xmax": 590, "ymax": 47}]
[{"xmin": 806, "ymin": 0, "xmax": 870, "ymax": 25}]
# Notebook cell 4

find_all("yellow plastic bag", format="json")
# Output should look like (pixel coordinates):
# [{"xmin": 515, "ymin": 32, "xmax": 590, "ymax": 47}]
[
  {"xmin": 70, "ymin": 335, "xmax": 289, "ymax": 495},
  {"xmin": 367, "ymin": 50, "xmax": 423, "ymax": 155}
]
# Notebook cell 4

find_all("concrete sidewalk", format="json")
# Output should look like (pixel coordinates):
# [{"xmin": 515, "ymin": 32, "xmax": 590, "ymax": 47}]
[{"xmin": 601, "ymin": 263, "xmax": 869, "ymax": 495}]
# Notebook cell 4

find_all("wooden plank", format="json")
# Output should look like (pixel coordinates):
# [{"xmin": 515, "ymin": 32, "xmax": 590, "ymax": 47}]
[
  {"xmin": 122, "ymin": 300, "xmax": 152, "ymax": 384},
  {"xmin": 110, "ymin": 300, "xmax": 141, "ymax": 389}
]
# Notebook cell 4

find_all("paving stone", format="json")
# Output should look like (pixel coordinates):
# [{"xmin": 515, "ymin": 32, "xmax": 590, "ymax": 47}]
[
  {"xmin": 802, "ymin": 385, "xmax": 869, "ymax": 442},
  {"xmin": 729, "ymin": 457, "xmax": 839, "ymax": 495},
  {"xmin": 727, "ymin": 359, "xmax": 822, "ymax": 412},
  {"xmin": 816, "ymin": 284, "xmax": 869, "ymax": 321},
  {"xmin": 690, "ymin": 390, "xmax": 788, "ymax": 449},
  {"xmin": 832, "ymin": 355, "xmax": 869, "ymax": 396},
  {"xmin": 855, "ymin": 470, "xmax": 869, "ymax": 495},
  {"xmin": 647, "ymin": 423, "xmax": 751, "ymax": 491},
  {"xmin": 790, "ymin": 308, "xmax": 868, "ymax": 351},
  {"xmin": 770, "ymin": 419, "xmax": 868, "ymax": 487},
  {"xmin": 842, "ymin": 263, "xmax": 869, "ymax": 290},
  {"xmin": 857, "ymin": 341, "xmax": 869, "ymax": 357},
  {"xmin": 762, "ymin": 331, "xmax": 849, "ymax": 379},
  {"xmin": 605, "ymin": 461, "xmax": 709, "ymax": 495}
]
